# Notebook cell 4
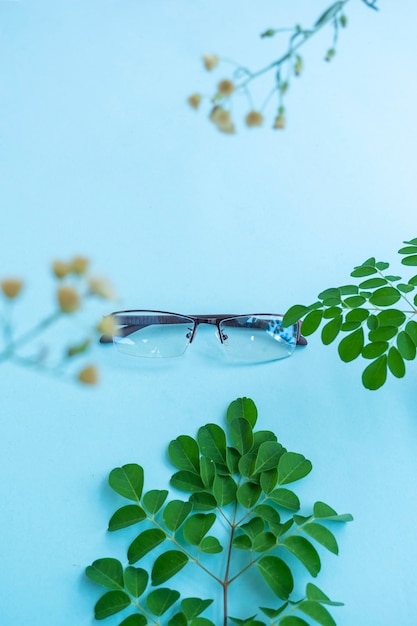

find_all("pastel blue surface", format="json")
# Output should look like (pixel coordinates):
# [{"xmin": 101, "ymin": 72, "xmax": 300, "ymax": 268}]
[{"xmin": 1, "ymin": 1, "xmax": 417, "ymax": 624}]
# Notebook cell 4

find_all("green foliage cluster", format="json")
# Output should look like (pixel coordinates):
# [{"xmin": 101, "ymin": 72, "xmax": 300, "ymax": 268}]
[
  {"xmin": 283, "ymin": 238, "xmax": 417, "ymax": 390},
  {"xmin": 86, "ymin": 398, "xmax": 352, "ymax": 625}
]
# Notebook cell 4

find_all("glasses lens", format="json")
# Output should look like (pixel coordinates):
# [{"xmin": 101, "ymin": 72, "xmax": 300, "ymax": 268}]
[
  {"xmin": 219, "ymin": 315, "xmax": 297, "ymax": 362},
  {"xmin": 112, "ymin": 311, "xmax": 195, "ymax": 357}
]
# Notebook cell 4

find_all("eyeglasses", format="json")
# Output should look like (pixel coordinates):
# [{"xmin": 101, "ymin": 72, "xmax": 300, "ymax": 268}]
[{"xmin": 101, "ymin": 310, "xmax": 307, "ymax": 363}]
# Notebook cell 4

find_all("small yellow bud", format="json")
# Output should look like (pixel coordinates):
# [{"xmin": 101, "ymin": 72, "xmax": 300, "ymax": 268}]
[
  {"xmin": 245, "ymin": 110, "xmax": 264, "ymax": 128},
  {"xmin": 294, "ymin": 56, "xmax": 303, "ymax": 76},
  {"xmin": 77, "ymin": 364, "xmax": 99, "ymax": 385},
  {"xmin": 261, "ymin": 29, "xmax": 275, "ymax": 38},
  {"xmin": 340, "ymin": 14, "xmax": 347, "ymax": 27},
  {"xmin": 57, "ymin": 285, "xmax": 80, "ymax": 313},
  {"xmin": 88, "ymin": 276, "xmax": 117, "ymax": 300},
  {"xmin": 70, "ymin": 256, "xmax": 89, "ymax": 275},
  {"xmin": 52, "ymin": 260, "xmax": 71, "ymax": 279},
  {"xmin": 1, "ymin": 278, "xmax": 24, "ymax": 299},
  {"xmin": 202, "ymin": 54, "xmax": 219, "ymax": 71},
  {"xmin": 187, "ymin": 93, "xmax": 202, "ymax": 109},
  {"xmin": 97, "ymin": 315, "xmax": 116, "ymax": 337},
  {"xmin": 209, "ymin": 107, "xmax": 236, "ymax": 134},
  {"xmin": 325, "ymin": 48, "xmax": 336, "ymax": 62},
  {"xmin": 273, "ymin": 112, "xmax": 286, "ymax": 130},
  {"xmin": 217, "ymin": 79, "xmax": 235, "ymax": 97}
]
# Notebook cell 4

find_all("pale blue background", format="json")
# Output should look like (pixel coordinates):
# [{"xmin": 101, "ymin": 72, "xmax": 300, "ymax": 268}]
[{"xmin": 1, "ymin": 1, "xmax": 417, "ymax": 624}]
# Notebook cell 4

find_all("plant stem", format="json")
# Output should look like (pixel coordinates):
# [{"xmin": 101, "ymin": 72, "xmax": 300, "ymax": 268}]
[{"xmin": 0, "ymin": 311, "xmax": 61, "ymax": 363}]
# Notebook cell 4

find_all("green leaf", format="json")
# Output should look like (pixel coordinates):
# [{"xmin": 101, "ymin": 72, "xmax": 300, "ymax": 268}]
[
  {"xmin": 189, "ymin": 492, "xmax": 217, "ymax": 511},
  {"xmin": 299, "ymin": 309, "xmax": 323, "ymax": 336},
  {"xmin": 254, "ymin": 441, "xmax": 285, "ymax": 474},
  {"xmin": 345, "ymin": 308, "xmax": 369, "ymax": 323},
  {"xmin": 119, "ymin": 615, "xmax": 148, "ymax": 626},
  {"xmin": 253, "ymin": 504, "xmax": 281, "ymax": 530},
  {"xmin": 282, "ymin": 305, "xmax": 310, "ymax": 327},
  {"xmin": 368, "ymin": 326, "xmax": 398, "ymax": 342},
  {"xmin": 377, "ymin": 309, "xmax": 406, "ymax": 327},
  {"xmin": 358, "ymin": 277, "xmax": 387, "ymax": 289},
  {"xmin": 147, "ymin": 588, "xmax": 181, "ymax": 615},
  {"xmin": 269, "ymin": 488, "xmax": 300, "ymax": 511},
  {"xmin": 239, "ymin": 452, "xmax": 257, "ymax": 478},
  {"xmin": 260, "ymin": 469, "xmax": 278, "ymax": 494},
  {"xmin": 259, "ymin": 603, "xmax": 288, "ymax": 618},
  {"xmin": 253, "ymin": 430, "xmax": 277, "ymax": 448},
  {"xmin": 362, "ymin": 355, "xmax": 388, "ymax": 390},
  {"xmin": 409, "ymin": 274, "xmax": 417, "ymax": 286},
  {"xmin": 397, "ymin": 283, "xmax": 415, "ymax": 293},
  {"xmin": 278, "ymin": 452, "xmax": 312, "ymax": 485},
  {"xmin": 181, "ymin": 598, "xmax": 213, "ymax": 620},
  {"xmin": 317, "ymin": 288, "xmax": 341, "ymax": 302},
  {"xmin": 183, "ymin": 513, "xmax": 216, "ymax": 545},
  {"xmin": 86, "ymin": 558, "xmax": 124, "ymax": 590},
  {"xmin": 361, "ymin": 342, "xmax": 388, "ymax": 359},
  {"xmin": 108, "ymin": 464, "xmax": 144, "ymax": 502},
  {"xmin": 321, "ymin": 317, "xmax": 342, "ymax": 345},
  {"xmin": 406, "ymin": 320, "xmax": 417, "ymax": 345},
  {"xmin": 94, "ymin": 590, "xmax": 131, "ymax": 620},
  {"xmin": 343, "ymin": 295, "xmax": 366, "ymax": 308},
  {"xmin": 398, "ymin": 245, "xmax": 417, "ymax": 254},
  {"xmin": 240, "ymin": 516, "xmax": 265, "ymax": 539},
  {"xmin": 168, "ymin": 436, "xmax": 200, "ymax": 474},
  {"xmin": 387, "ymin": 347, "xmax": 405, "ymax": 378},
  {"xmin": 128, "ymin": 529, "xmax": 166, "ymax": 564},
  {"xmin": 279, "ymin": 618, "xmax": 309, "ymax": 626},
  {"xmin": 230, "ymin": 418, "xmax": 254, "ymax": 455},
  {"xmin": 338, "ymin": 327, "xmax": 364, "ymax": 362},
  {"xmin": 257, "ymin": 556, "xmax": 294, "ymax": 600},
  {"xmin": 143, "ymin": 489, "xmax": 168, "ymax": 514},
  {"xmin": 233, "ymin": 534, "xmax": 252, "ymax": 550},
  {"xmin": 213, "ymin": 474, "xmax": 237, "ymax": 506},
  {"xmin": 397, "ymin": 331, "xmax": 416, "ymax": 360},
  {"xmin": 151, "ymin": 551, "xmax": 188, "ymax": 586},
  {"xmin": 282, "ymin": 536, "xmax": 321, "ymax": 576},
  {"xmin": 375, "ymin": 261, "xmax": 389, "ymax": 270},
  {"xmin": 298, "ymin": 600, "xmax": 336, "ymax": 626},
  {"xmin": 306, "ymin": 582, "xmax": 344, "ymax": 606},
  {"xmin": 350, "ymin": 266, "xmax": 377, "ymax": 277},
  {"xmin": 367, "ymin": 315, "xmax": 379, "ymax": 330},
  {"xmin": 189, "ymin": 619, "xmax": 216, "ymax": 626},
  {"xmin": 197, "ymin": 424, "xmax": 227, "ymax": 465},
  {"xmin": 313, "ymin": 502, "xmax": 353, "ymax": 522},
  {"xmin": 170, "ymin": 471, "xmax": 205, "ymax": 493},
  {"xmin": 227, "ymin": 397, "xmax": 258, "ymax": 427},
  {"xmin": 403, "ymin": 237, "xmax": 417, "ymax": 245},
  {"xmin": 108, "ymin": 505, "xmax": 147, "ymax": 531},
  {"xmin": 200, "ymin": 457, "xmax": 216, "ymax": 488},
  {"xmin": 252, "ymin": 531, "xmax": 276, "ymax": 552},
  {"xmin": 163, "ymin": 500, "xmax": 193, "ymax": 531},
  {"xmin": 200, "ymin": 536, "xmax": 223, "ymax": 553},
  {"xmin": 226, "ymin": 447, "xmax": 241, "ymax": 474},
  {"xmin": 303, "ymin": 523, "xmax": 339, "ymax": 554},
  {"xmin": 369, "ymin": 287, "xmax": 401, "ymax": 307},
  {"xmin": 168, "ymin": 613, "xmax": 188, "ymax": 626},
  {"xmin": 124, "ymin": 566, "xmax": 148, "ymax": 597},
  {"xmin": 401, "ymin": 254, "xmax": 417, "ymax": 266},
  {"xmin": 322, "ymin": 306, "xmax": 342, "ymax": 319},
  {"xmin": 237, "ymin": 482, "xmax": 262, "ymax": 508}
]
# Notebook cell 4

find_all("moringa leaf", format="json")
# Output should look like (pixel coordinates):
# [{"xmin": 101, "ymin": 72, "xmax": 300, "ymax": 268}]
[
  {"xmin": 162, "ymin": 500, "xmax": 193, "ymax": 531},
  {"xmin": 108, "ymin": 464, "xmax": 144, "ymax": 502},
  {"xmin": 108, "ymin": 505, "xmax": 147, "ymax": 531},
  {"xmin": 229, "ymin": 417, "xmax": 254, "ymax": 455},
  {"xmin": 237, "ymin": 481, "xmax": 262, "ymax": 508},
  {"xmin": 338, "ymin": 327, "xmax": 364, "ymax": 362},
  {"xmin": 183, "ymin": 513, "xmax": 216, "ymax": 545},
  {"xmin": 124, "ymin": 566, "xmax": 148, "ymax": 598},
  {"xmin": 298, "ymin": 600, "xmax": 336, "ymax": 626},
  {"xmin": 299, "ymin": 309, "xmax": 323, "ymax": 336},
  {"xmin": 282, "ymin": 536, "xmax": 321, "ymax": 576},
  {"xmin": 143, "ymin": 489, "xmax": 168, "ymax": 514},
  {"xmin": 128, "ymin": 529, "xmax": 166, "ymax": 564},
  {"xmin": 302, "ymin": 522, "xmax": 339, "ymax": 554},
  {"xmin": 387, "ymin": 346, "xmax": 405, "ymax": 378},
  {"xmin": 362, "ymin": 355, "xmax": 387, "ymax": 390},
  {"xmin": 86, "ymin": 558, "xmax": 124, "ymax": 590},
  {"xmin": 168, "ymin": 435, "xmax": 200, "ymax": 474},
  {"xmin": 257, "ymin": 555, "xmax": 294, "ymax": 599},
  {"xmin": 227, "ymin": 397, "xmax": 258, "ymax": 427},
  {"xmin": 94, "ymin": 590, "xmax": 131, "ymax": 620},
  {"xmin": 277, "ymin": 452, "xmax": 312, "ymax": 485},
  {"xmin": 282, "ymin": 305, "xmax": 310, "ymax": 327},
  {"xmin": 197, "ymin": 424, "xmax": 227, "ymax": 465},
  {"xmin": 151, "ymin": 551, "xmax": 188, "ymax": 586},
  {"xmin": 181, "ymin": 598, "xmax": 213, "ymax": 620},
  {"xmin": 147, "ymin": 588, "xmax": 181, "ymax": 615},
  {"xmin": 268, "ymin": 488, "xmax": 300, "ymax": 511}
]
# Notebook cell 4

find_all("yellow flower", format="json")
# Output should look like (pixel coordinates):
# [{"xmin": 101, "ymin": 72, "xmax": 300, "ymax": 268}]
[
  {"xmin": 57, "ymin": 285, "xmax": 80, "ymax": 313},
  {"xmin": 273, "ymin": 112, "xmax": 286, "ymax": 130},
  {"xmin": 245, "ymin": 111, "xmax": 264, "ymax": 128},
  {"xmin": 88, "ymin": 276, "xmax": 117, "ymax": 300},
  {"xmin": 187, "ymin": 93, "xmax": 202, "ymax": 109},
  {"xmin": 77, "ymin": 365, "xmax": 99, "ymax": 385},
  {"xmin": 52, "ymin": 260, "xmax": 71, "ymax": 279},
  {"xmin": 209, "ymin": 107, "xmax": 236, "ymax": 134},
  {"xmin": 202, "ymin": 54, "xmax": 219, "ymax": 71},
  {"xmin": 70, "ymin": 256, "xmax": 89, "ymax": 275},
  {"xmin": 217, "ymin": 79, "xmax": 235, "ymax": 97},
  {"xmin": 97, "ymin": 315, "xmax": 116, "ymax": 337},
  {"xmin": 1, "ymin": 278, "xmax": 23, "ymax": 299}
]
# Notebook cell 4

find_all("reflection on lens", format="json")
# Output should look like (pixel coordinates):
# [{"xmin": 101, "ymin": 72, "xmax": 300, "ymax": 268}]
[
  {"xmin": 112, "ymin": 311, "xmax": 194, "ymax": 357},
  {"xmin": 219, "ymin": 315, "xmax": 297, "ymax": 362}
]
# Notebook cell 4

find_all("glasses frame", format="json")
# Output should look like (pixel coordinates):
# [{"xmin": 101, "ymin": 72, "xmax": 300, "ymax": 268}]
[{"xmin": 101, "ymin": 309, "xmax": 307, "ymax": 349}]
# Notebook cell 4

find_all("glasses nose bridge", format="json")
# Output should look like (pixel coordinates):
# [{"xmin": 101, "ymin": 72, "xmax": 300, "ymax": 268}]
[{"xmin": 188, "ymin": 316, "xmax": 222, "ymax": 343}]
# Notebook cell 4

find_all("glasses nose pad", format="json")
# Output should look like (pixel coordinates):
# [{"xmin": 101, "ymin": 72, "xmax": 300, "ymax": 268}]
[{"xmin": 215, "ymin": 328, "xmax": 229, "ymax": 345}]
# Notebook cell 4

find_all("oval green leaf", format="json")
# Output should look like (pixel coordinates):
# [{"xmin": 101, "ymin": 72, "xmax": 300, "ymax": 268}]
[
  {"xmin": 124, "ymin": 566, "xmax": 148, "ymax": 598},
  {"xmin": 298, "ymin": 600, "xmax": 336, "ymax": 626},
  {"xmin": 237, "ymin": 482, "xmax": 262, "ymax": 508},
  {"xmin": 86, "ymin": 558, "xmax": 124, "ymax": 590},
  {"xmin": 387, "ymin": 346, "xmax": 405, "ymax": 378},
  {"xmin": 397, "ymin": 331, "xmax": 416, "ymax": 360},
  {"xmin": 163, "ymin": 500, "xmax": 193, "ymax": 531},
  {"xmin": 181, "ymin": 598, "xmax": 214, "ymax": 620},
  {"xmin": 282, "ymin": 305, "xmax": 310, "ymax": 327},
  {"xmin": 200, "ymin": 536, "xmax": 223, "ymax": 553},
  {"xmin": 168, "ymin": 436, "xmax": 200, "ymax": 474},
  {"xmin": 108, "ymin": 464, "xmax": 144, "ymax": 502},
  {"xmin": 226, "ymin": 397, "xmax": 258, "ymax": 427},
  {"xmin": 128, "ymin": 528, "xmax": 166, "ymax": 564},
  {"xmin": 254, "ymin": 441, "xmax": 285, "ymax": 474},
  {"xmin": 230, "ymin": 417, "xmax": 254, "ymax": 455},
  {"xmin": 213, "ymin": 474, "xmax": 237, "ymax": 506},
  {"xmin": 108, "ymin": 505, "xmax": 147, "ymax": 532},
  {"xmin": 361, "ymin": 342, "xmax": 388, "ymax": 359},
  {"xmin": 143, "ymin": 490, "xmax": 168, "ymax": 515},
  {"xmin": 170, "ymin": 471, "xmax": 205, "ymax": 493},
  {"xmin": 362, "ymin": 356, "xmax": 388, "ymax": 390},
  {"xmin": 283, "ymin": 536, "xmax": 321, "ymax": 576},
  {"xmin": 303, "ymin": 522, "xmax": 338, "ymax": 555},
  {"xmin": 257, "ymin": 555, "xmax": 294, "ymax": 600},
  {"xmin": 197, "ymin": 424, "xmax": 227, "ymax": 465},
  {"xmin": 269, "ymin": 488, "xmax": 300, "ymax": 511},
  {"xmin": 321, "ymin": 317, "xmax": 342, "ymax": 345},
  {"xmin": 151, "ymin": 551, "xmax": 188, "ymax": 586},
  {"xmin": 278, "ymin": 452, "xmax": 312, "ymax": 485},
  {"xmin": 401, "ymin": 254, "xmax": 417, "ymax": 266},
  {"xmin": 183, "ymin": 513, "xmax": 216, "ymax": 545},
  {"xmin": 147, "ymin": 588, "xmax": 181, "ymax": 616},
  {"xmin": 369, "ymin": 287, "xmax": 401, "ymax": 307},
  {"xmin": 94, "ymin": 590, "xmax": 131, "ymax": 620},
  {"xmin": 338, "ymin": 327, "xmax": 364, "ymax": 362},
  {"xmin": 299, "ymin": 309, "xmax": 323, "ymax": 336}
]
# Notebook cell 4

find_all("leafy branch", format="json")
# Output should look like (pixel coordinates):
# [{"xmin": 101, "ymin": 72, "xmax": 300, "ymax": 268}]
[
  {"xmin": 0, "ymin": 256, "xmax": 116, "ymax": 385},
  {"xmin": 188, "ymin": 0, "xmax": 378, "ymax": 133},
  {"xmin": 283, "ymin": 239, "xmax": 417, "ymax": 391},
  {"xmin": 86, "ymin": 397, "xmax": 352, "ymax": 625}
]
